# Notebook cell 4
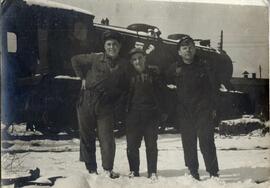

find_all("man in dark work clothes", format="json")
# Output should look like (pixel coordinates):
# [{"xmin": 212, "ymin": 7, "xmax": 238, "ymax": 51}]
[
  {"xmin": 166, "ymin": 36, "xmax": 219, "ymax": 180},
  {"xmin": 71, "ymin": 30, "xmax": 128, "ymax": 179},
  {"xmin": 125, "ymin": 48, "xmax": 162, "ymax": 181}
]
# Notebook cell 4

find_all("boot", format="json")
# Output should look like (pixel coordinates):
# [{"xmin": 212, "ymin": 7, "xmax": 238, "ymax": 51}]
[
  {"xmin": 128, "ymin": 171, "xmax": 140, "ymax": 178},
  {"xmin": 104, "ymin": 170, "xmax": 120, "ymax": 179},
  {"xmin": 210, "ymin": 172, "xmax": 219, "ymax": 178},
  {"xmin": 189, "ymin": 170, "xmax": 200, "ymax": 181}
]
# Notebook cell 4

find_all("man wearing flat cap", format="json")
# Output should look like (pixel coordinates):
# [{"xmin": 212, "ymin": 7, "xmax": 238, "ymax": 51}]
[
  {"xmin": 71, "ymin": 30, "xmax": 128, "ymax": 178},
  {"xmin": 125, "ymin": 47, "xmax": 162, "ymax": 180},
  {"xmin": 166, "ymin": 35, "xmax": 219, "ymax": 180}
]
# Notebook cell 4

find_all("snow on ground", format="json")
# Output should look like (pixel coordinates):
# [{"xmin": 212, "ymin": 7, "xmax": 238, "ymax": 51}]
[
  {"xmin": 220, "ymin": 115, "xmax": 263, "ymax": 126},
  {"xmin": 2, "ymin": 130, "xmax": 270, "ymax": 188}
]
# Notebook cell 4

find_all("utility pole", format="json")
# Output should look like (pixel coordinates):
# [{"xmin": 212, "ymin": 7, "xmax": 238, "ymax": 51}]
[
  {"xmin": 218, "ymin": 30, "xmax": 223, "ymax": 51},
  {"xmin": 259, "ymin": 65, "xmax": 262, "ymax": 78}
]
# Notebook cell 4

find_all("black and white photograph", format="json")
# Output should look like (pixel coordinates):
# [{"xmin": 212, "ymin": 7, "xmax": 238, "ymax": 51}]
[{"xmin": 1, "ymin": 0, "xmax": 269, "ymax": 187}]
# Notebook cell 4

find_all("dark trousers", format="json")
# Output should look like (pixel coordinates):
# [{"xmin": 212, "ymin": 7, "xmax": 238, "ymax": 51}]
[
  {"xmin": 126, "ymin": 109, "xmax": 158, "ymax": 175},
  {"xmin": 178, "ymin": 107, "xmax": 219, "ymax": 174},
  {"xmin": 77, "ymin": 90, "xmax": 115, "ymax": 171}
]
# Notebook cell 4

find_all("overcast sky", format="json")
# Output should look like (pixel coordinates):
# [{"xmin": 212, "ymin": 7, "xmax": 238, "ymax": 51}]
[{"xmin": 52, "ymin": 0, "xmax": 269, "ymax": 78}]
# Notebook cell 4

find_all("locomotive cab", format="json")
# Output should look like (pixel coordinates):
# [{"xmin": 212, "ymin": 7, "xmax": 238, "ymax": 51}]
[{"xmin": 1, "ymin": 0, "xmax": 95, "ymax": 132}]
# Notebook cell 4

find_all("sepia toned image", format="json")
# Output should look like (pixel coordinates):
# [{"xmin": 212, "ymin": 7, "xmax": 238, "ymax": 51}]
[{"xmin": 1, "ymin": 0, "xmax": 269, "ymax": 187}]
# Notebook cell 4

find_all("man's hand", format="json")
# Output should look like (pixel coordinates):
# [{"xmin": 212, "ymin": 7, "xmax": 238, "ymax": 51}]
[
  {"xmin": 81, "ymin": 79, "xmax": 86, "ymax": 90},
  {"xmin": 212, "ymin": 110, "xmax": 217, "ymax": 119},
  {"xmin": 160, "ymin": 113, "xmax": 168, "ymax": 122},
  {"xmin": 176, "ymin": 67, "xmax": 182, "ymax": 76}
]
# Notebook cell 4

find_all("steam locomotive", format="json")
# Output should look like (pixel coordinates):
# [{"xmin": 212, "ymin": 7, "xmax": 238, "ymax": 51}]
[{"xmin": 1, "ymin": 0, "xmax": 252, "ymax": 133}]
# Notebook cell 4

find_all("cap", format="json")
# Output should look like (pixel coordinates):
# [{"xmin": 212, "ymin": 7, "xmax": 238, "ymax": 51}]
[
  {"xmin": 128, "ymin": 47, "xmax": 145, "ymax": 58},
  {"xmin": 102, "ymin": 30, "xmax": 122, "ymax": 43},
  {"xmin": 177, "ymin": 35, "xmax": 194, "ymax": 48}
]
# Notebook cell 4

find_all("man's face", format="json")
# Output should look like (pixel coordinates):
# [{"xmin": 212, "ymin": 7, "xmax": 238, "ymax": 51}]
[
  {"xmin": 178, "ymin": 42, "xmax": 196, "ymax": 63},
  {"xmin": 130, "ymin": 53, "xmax": 146, "ymax": 73},
  {"xmin": 104, "ymin": 39, "xmax": 121, "ymax": 59}
]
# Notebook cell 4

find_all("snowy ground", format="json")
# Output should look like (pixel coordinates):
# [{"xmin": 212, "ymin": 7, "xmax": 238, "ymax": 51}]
[{"xmin": 1, "ymin": 124, "xmax": 270, "ymax": 188}]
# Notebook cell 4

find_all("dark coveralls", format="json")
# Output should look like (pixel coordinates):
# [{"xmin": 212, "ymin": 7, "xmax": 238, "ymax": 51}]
[
  {"xmin": 126, "ymin": 68, "xmax": 161, "ymax": 175},
  {"xmin": 166, "ymin": 56, "xmax": 219, "ymax": 174},
  {"xmin": 72, "ymin": 52, "xmax": 128, "ymax": 172}
]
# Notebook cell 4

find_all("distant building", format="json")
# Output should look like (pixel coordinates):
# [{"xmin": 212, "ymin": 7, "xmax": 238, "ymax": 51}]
[{"xmin": 230, "ymin": 77, "xmax": 269, "ymax": 120}]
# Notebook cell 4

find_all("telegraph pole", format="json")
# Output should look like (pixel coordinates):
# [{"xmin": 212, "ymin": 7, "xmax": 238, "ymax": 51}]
[
  {"xmin": 218, "ymin": 30, "xmax": 223, "ymax": 51},
  {"xmin": 259, "ymin": 65, "xmax": 262, "ymax": 78}
]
